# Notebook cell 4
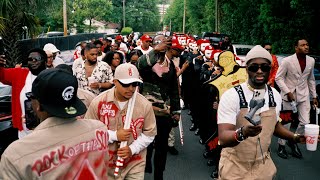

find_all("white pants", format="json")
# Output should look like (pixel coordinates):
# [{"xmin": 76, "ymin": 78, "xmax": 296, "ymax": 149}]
[{"xmin": 278, "ymin": 100, "xmax": 310, "ymax": 145}]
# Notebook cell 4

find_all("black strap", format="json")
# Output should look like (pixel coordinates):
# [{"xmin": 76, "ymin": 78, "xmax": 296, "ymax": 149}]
[
  {"xmin": 234, "ymin": 85, "xmax": 248, "ymax": 108},
  {"xmin": 267, "ymin": 85, "xmax": 276, "ymax": 107},
  {"xmin": 234, "ymin": 85, "xmax": 276, "ymax": 108}
]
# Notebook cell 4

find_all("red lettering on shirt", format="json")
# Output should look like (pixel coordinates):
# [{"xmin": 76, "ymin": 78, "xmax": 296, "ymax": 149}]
[
  {"xmin": 31, "ymin": 130, "xmax": 109, "ymax": 177},
  {"xmin": 98, "ymin": 101, "xmax": 118, "ymax": 129},
  {"xmin": 32, "ymin": 146, "xmax": 66, "ymax": 176},
  {"xmin": 96, "ymin": 130, "xmax": 108, "ymax": 150}
]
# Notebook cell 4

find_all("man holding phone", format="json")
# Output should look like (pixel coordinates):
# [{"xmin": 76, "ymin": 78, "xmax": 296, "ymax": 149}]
[
  {"xmin": 0, "ymin": 48, "xmax": 47, "ymax": 138},
  {"xmin": 217, "ymin": 45, "xmax": 313, "ymax": 179}
]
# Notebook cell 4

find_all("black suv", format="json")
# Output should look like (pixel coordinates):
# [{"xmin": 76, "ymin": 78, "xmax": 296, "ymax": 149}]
[{"xmin": 201, "ymin": 32, "xmax": 228, "ymax": 47}]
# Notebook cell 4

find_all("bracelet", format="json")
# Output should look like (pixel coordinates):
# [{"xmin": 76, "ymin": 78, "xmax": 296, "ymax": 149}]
[
  {"xmin": 293, "ymin": 133, "xmax": 301, "ymax": 143},
  {"xmin": 98, "ymin": 83, "xmax": 102, "ymax": 89}
]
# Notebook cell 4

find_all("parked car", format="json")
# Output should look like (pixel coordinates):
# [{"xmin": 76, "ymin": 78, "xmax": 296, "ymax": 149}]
[
  {"xmin": 38, "ymin": 31, "xmax": 70, "ymax": 38},
  {"xmin": 201, "ymin": 32, "xmax": 228, "ymax": 47},
  {"xmin": 103, "ymin": 33, "xmax": 120, "ymax": 40},
  {"xmin": 0, "ymin": 84, "xmax": 17, "ymax": 156},
  {"xmin": 232, "ymin": 44, "xmax": 255, "ymax": 66}
]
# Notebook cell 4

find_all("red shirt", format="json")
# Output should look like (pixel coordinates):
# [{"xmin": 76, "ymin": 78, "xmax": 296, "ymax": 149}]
[
  {"xmin": 0, "ymin": 67, "xmax": 29, "ymax": 130},
  {"xmin": 297, "ymin": 54, "xmax": 306, "ymax": 72}
]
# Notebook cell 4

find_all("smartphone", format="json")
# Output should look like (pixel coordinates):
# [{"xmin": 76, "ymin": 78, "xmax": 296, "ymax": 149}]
[
  {"xmin": 0, "ymin": 39, "xmax": 4, "ymax": 55},
  {"xmin": 24, "ymin": 99, "xmax": 40, "ymax": 130}
]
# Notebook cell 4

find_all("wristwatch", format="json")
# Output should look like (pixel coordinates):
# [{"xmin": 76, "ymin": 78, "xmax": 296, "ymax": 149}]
[{"xmin": 235, "ymin": 126, "xmax": 246, "ymax": 142}]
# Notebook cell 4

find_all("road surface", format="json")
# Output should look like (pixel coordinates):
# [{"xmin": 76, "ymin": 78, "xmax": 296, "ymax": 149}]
[{"xmin": 145, "ymin": 109, "xmax": 320, "ymax": 180}]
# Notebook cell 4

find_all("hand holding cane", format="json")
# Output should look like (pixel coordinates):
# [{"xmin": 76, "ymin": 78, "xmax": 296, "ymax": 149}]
[{"xmin": 114, "ymin": 88, "xmax": 138, "ymax": 177}]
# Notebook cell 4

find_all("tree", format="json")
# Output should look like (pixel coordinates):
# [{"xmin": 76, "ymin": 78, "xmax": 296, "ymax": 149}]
[
  {"xmin": 0, "ymin": 0, "xmax": 56, "ymax": 67},
  {"xmin": 71, "ymin": 0, "xmax": 112, "ymax": 33},
  {"xmin": 164, "ymin": 0, "xmax": 320, "ymax": 54},
  {"xmin": 108, "ymin": 0, "xmax": 161, "ymax": 32}
]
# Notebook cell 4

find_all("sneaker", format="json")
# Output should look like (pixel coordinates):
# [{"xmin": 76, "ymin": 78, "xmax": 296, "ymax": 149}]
[
  {"xmin": 277, "ymin": 145, "xmax": 288, "ymax": 159},
  {"xmin": 168, "ymin": 146, "xmax": 179, "ymax": 155},
  {"xmin": 287, "ymin": 141, "xmax": 302, "ymax": 159}
]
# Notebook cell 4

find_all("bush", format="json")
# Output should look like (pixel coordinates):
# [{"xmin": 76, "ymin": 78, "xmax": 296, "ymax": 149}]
[{"xmin": 121, "ymin": 27, "xmax": 133, "ymax": 35}]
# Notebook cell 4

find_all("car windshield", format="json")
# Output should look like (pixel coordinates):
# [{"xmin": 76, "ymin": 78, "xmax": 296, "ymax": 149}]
[
  {"xmin": 236, "ymin": 47, "xmax": 252, "ymax": 56},
  {"xmin": 204, "ymin": 36, "xmax": 221, "ymax": 42}
]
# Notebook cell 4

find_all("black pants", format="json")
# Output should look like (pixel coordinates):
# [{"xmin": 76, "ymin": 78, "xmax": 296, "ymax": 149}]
[{"xmin": 147, "ymin": 116, "xmax": 172, "ymax": 180}]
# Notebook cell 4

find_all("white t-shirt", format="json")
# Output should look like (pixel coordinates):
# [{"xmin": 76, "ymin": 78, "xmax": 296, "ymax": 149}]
[
  {"xmin": 53, "ymin": 56, "xmax": 65, "ymax": 67},
  {"xmin": 217, "ymin": 83, "xmax": 282, "ymax": 125},
  {"xmin": 135, "ymin": 45, "xmax": 153, "ymax": 55},
  {"xmin": 119, "ymin": 42, "xmax": 129, "ymax": 54}
]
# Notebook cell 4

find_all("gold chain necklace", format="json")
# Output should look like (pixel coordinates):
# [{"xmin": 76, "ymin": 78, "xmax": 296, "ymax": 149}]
[{"xmin": 246, "ymin": 82, "xmax": 255, "ymax": 92}]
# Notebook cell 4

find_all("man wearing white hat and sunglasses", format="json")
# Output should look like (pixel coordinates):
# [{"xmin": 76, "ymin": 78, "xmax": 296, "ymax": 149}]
[
  {"xmin": 217, "ymin": 45, "xmax": 314, "ymax": 179},
  {"xmin": 43, "ymin": 43, "xmax": 65, "ymax": 67}
]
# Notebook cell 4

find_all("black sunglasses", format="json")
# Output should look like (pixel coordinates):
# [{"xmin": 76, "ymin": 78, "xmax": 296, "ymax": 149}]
[
  {"xmin": 265, "ymin": 48, "xmax": 272, "ymax": 51},
  {"xmin": 26, "ymin": 92, "xmax": 36, "ymax": 100},
  {"xmin": 118, "ymin": 81, "xmax": 139, "ymax": 88},
  {"xmin": 27, "ymin": 56, "xmax": 42, "ymax": 62},
  {"xmin": 247, "ymin": 64, "xmax": 271, "ymax": 72}
]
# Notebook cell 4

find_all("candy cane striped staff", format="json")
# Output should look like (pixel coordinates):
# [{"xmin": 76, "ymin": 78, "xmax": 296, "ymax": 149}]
[
  {"xmin": 114, "ymin": 87, "xmax": 138, "ymax": 177},
  {"xmin": 179, "ymin": 115, "xmax": 184, "ymax": 145},
  {"xmin": 179, "ymin": 99, "xmax": 184, "ymax": 145}
]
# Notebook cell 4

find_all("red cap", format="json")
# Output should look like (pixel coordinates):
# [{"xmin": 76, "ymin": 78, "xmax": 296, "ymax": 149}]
[
  {"xmin": 210, "ymin": 49, "xmax": 223, "ymax": 59},
  {"xmin": 140, "ymin": 34, "xmax": 152, "ymax": 42},
  {"xmin": 115, "ymin": 35, "xmax": 122, "ymax": 40},
  {"xmin": 196, "ymin": 39, "xmax": 203, "ymax": 46},
  {"xmin": 171, "ymin": 39, "xmax": 184, "ymax": 51},
  {"xmin": 202, "ymin": 39, "xmax": 210, "ymax": 43},
  {"xmin": 205, "ymin": 45, "xmax": 214, "ymax": 51}
]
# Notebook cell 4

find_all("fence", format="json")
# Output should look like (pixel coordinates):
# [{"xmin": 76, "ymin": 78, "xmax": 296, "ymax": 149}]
[{"xmin": 18, "ymin": 33, "xmax": 106, "ymax": 53}]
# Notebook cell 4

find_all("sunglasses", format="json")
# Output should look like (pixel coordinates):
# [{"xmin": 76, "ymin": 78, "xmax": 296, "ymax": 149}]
[
  {"xmin": 146, "ymin": 41, "xmax": 152, "ymax": 43},
  {"xmin": 27, "ymin": 56, "xmax": 42, "ymax": 62},
  {"xmin": 153, "ymin": 40, "xmax": 162, "ymax": 45},
  {"xmin": 118, "ymin": 81, "xmax": 139, "ymax": 88},
  {"xmin": 26, "ymin": 92, "xmax": 36, "ymax": 100},
  {"xmin": 265, "ymin": 48, "xmax": 272, "ymax": 51},
  {"xmin": 247, "ymin": 64, "xmax": 271, "ymax": 72}
]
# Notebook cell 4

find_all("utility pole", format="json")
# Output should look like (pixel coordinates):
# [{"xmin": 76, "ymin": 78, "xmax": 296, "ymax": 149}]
[
  {"xmin": 63, "ymin": 0, "xmax": 67, "ymax": 36},
  {"xmin": 215, "ymin": 0, "xmax": 218, "ymax": 32},
  {"xmin": 182, "ymin": 0, "xmax": 186, "ymax": 33},
  {"xmin": 123, "ymin": 0, "xmax": 126, "ymax": 28}
]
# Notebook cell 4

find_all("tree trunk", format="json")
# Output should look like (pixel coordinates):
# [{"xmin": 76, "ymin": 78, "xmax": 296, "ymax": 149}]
[
  {"xmin": 0, "ymin": 15, "xmax": 23, "ymax": 67},
  {"xmin": 89, "ymin": 19, "xmax": 92, "ymax": 33}
]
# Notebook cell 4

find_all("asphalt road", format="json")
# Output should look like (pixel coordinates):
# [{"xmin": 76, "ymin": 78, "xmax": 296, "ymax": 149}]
[{"xmin": 145, "ymin": 110, "xmax": 320, "ymax": 180}]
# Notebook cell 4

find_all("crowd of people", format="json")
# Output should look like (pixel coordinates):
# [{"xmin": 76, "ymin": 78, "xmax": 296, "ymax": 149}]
[{"xmin": 0, "ymin": 32, "xmax": 319, "ymax": 180}]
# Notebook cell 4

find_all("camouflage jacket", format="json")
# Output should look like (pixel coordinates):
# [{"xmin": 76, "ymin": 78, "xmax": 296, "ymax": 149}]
[{"xmin": 136, "ymin": 50, "xmax": 181, "ymax": 116}]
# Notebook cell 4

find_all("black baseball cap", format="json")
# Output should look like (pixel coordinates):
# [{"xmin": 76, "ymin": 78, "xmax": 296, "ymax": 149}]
[{"xmin": 31, "ymin": 68, "xmax": 86, "ymax": 118}]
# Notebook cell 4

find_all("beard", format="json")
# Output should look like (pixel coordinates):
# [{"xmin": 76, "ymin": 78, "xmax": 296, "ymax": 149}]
[
  {"xmin": 28, "ymin": 63, "xmax": 46, "ymax": 75},
  {"xmin": 87, "ymin": 59, "xmax": 97, "ymax": 65},
  {"xmin": 250, "ymin": 74, "xmax": 269, "ymax": 88}
]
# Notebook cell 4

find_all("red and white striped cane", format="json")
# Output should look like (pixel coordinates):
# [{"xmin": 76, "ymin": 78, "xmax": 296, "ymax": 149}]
[
  {"xmin": 179, "ymin": 116, "xmax": 184, "ymax": 145},
  {"xmin": 114, "ymin": 88, "xmax": 138, "ymax": 177}
]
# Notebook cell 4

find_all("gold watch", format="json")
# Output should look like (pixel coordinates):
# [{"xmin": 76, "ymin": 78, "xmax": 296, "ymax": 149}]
[{"xmin": 293, "ymin": 133, "xmax": 301, "ymax": 143}]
